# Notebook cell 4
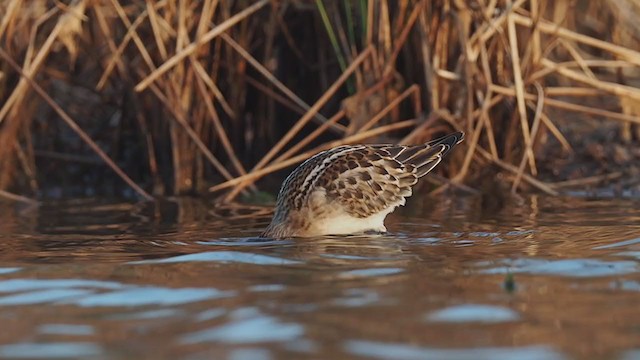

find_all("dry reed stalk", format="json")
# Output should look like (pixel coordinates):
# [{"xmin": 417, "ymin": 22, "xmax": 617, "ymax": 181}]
[
  {"xmin": 245, "ymin": 76, "xmax": 307, "ymax": 116},
  {"xmin": 91, "ymin": 2, "xmax": 131, "ymax": 84},
  {"xmin": 550, "ymin": 172, "xmax": 624, "ymax": 189},
  {"xmin": 490, "ymin": 84, "xmax": 640, "ymax": 124},
  {"xmin": 0, "ymin": 9, "xmax": 62, "ymax": 124},
  {"xmin": 145, "ymin": 80, "xmax": 245, "ymax": 188},
  {"xmin": 358, "ymin": 84, "xmax": 420, "ymax": 133},
  {"xmin": 512, "ymin": 83, "xmax": 545, "ymax": 193},
  {"xmin": 191, "ymin": 60, "xmax": 234, "ymax": 118},
  {"xmin": 452, "ymin": 103, "xmax": 486, "ymax": 184},
  {"xmin": 0, "ymin": 48, "xmax": 153, "ymax": 200},
  {"xmin": 511, "ymin": 13, "xmax": 640, "ymax": 66},
  {"xmin": 274, "ymin": 109, "xmax": 346, "ymax": 164},
  {"xmin": 544, "ymin": 87, "xmax": 604, "ymax": 96},
  {"xmin": 14, "ymin": 142, "xmax": 37, "ymax": 193},
  {"xmin": 0, "ymin": 189, "xmax": 38, "ymax": 204},
  {"xmin": 557, "ymin": 39, "xmax": 597, "ymax": 80},
  {"xmin": 528, "ymin": 60, "xmax": 638, "ymax": 83},
  {"xmin": 456, "ymin": 5, "xmax": 476, "ymax": 149},
  {"xmin": 210, "ymin": 119, "xmax": 418, "ymax": 194},
  {"xmin": 506, "ymin": 0, "xmax": 536, "ymax": 175},
  {"xmin": 135, "ymin": 112, "xmax": 163, "ymax": 195},
  {"xmin": 96, "ymin": 3, "xmax": 151, "ymax": 89},
  {"xmin": 529, "ymin": 0, "xmax": 541, "ymax": 65},
  {"xmin": 399, "ymin": 109, "xmax": 457, "ymax": 144},
  {"xmin": 427, "ymin": 173, "xmax": 481, "ymax": 195},
  {"xmin": 541, "ymin": 58, "xmax": 640, "ymax": 101},
  {"xmin": 417, "ymin": 9, "xmax": 434, "ymax": 107},
  {"xmin": 220, "ymin": 33, "xmax": 339, "ymax": 132},
  {"xmin": 526, "ymin": 101, "xmax": 573, "ymax": 152},
  {"xmin": 119, "ymin": 0, "xmax": 266, "ymax": 193},
  {"xmin": 383, "ymin": 1, "xmax": 423, "ymax": 75},
  {"xmin": 477, "ymin": 147, "xmax": 558, "ymax": 196},
  {"xmin": 107, "ymin": 0, "xmax": 156, "ymax": 73},
  {"xmin": 222, "ymin": 46, "xmax": 375, "ymax": 201},
  {"xmin": 468, "ymin": 0, "xmax": 528, "ymax": 59},
  {"xmin": 192, "ymin": 69, "xmax": 248, "ymax": 179},
  {"xmin": 477, "ymin": 39, "xmax": 500, "ymax": 159},
  {"xmin": 33, "ymin": 151, "xmax": 104, "ymax": 165},
  {"xmin": 0, "ymin": 0, "xmax": 21, "ymax": 37},
  {"xmin": 146, "ymin": 0, "xmax": 169, "ymax": 60},
  {"xmin": 189, "ymin": 42, "xmax": 234, "ymax": 167},
  {"xmin": 134, "ymin": 0, "xmax": 269, "ymax": 92},
  {"xmin": 453, "ymin": 88, "xmax": 498, "ymax": 183}
]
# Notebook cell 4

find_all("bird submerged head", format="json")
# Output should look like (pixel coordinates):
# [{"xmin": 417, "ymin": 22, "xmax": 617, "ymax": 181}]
[{"xmin": 261, "ymin": 207, "xmax": 303, "ymax": 238}]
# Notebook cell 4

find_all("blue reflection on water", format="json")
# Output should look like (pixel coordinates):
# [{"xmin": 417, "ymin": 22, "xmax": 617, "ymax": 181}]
[
  {"xmin": 611, "ymin": 280, "xmax": 640, "ymax": 291},
  {"xmin": 0, "ymin": 268, "xmax": 20, "ymax": 275},
  {"xmin": 38, "ymin": 324, "xmax": 94, "ymax": 336},
  {"xmin": 0, "ymin": 279, "xmax": 123, "ymax": 292},
  {"xmin": 0, "ymin": 342, "xmax": 102, "ymax": 359},
  {"xmin": 197, "ymin": 238, "xmax": 292, "ymax": 247},
  {"xmin": 478, "ymin": 258, "xmax": 638, "ymax": 277},
  {"xmin": 426, "ymin": 304, "xmax": 520, "ymax": 323},
  {"xmin": 0, "ymin": 278, "xmax": 232, "ymax": 307},
  {"xmin": 195, "ymin": 308, "xmax": 226, "ymax": 322},
  {"xmin": 332, "ymin": 288, "xmax": 380, "ymax": 307},
  {"xmin": 593, "ymin": 237, "xmax": 640, "ymax": 250},
  {"xmin": 0, "ymin": 289, "xmax": 94, "ymax": 305},
  {"xmin": 621, "ymin": 350, "xmax": 640, "ymax": 360},
  {"xmin": 181, "ymin": 307, "xmax": 304, "ymax": 344},
  {"xmin": 228, "ymin": 348, "xmax": 272, "ymax": 360},
  {"xmin": 130, "ymin": 251, "xmax": 299, "ymax": 265},
  {"xmin": 248, "ymin": 284, "xmax": 285, "ymax": 292},
  {"xmin": 69, "ymin": 287, "xmax": 231, "ymax": 307},
  {"xmin": 110, "ymin": 309, "xmax": 182, "ymax": 320},
  {"xmin": 345, "ymin": 340, "xmax": 566, "ymax": 360},
  {"xmin": 615, "ymin": 251, "xmax": 640, "ymax": 260},
  {"xmin": 340, "ymin": 268, "xmax": 403, "ymax": 277},
  {"xmin": 182, "ymin": 316, "xmax": 304, "ymax": 344}
]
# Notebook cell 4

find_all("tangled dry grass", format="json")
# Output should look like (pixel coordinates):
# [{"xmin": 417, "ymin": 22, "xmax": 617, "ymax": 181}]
[{"xmin": 0, "ymin": 0, "xmax": 639, "ymax": 203}]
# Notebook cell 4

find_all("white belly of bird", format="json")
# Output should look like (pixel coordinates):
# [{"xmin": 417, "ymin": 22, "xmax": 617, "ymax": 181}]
[{"xmin": 305, "ymin": 206, "xmax": 397, "ymax": 236}]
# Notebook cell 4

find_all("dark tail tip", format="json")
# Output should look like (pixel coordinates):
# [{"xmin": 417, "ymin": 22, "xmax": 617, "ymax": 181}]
[{"xmin": 427, "ymin": 131, "xmax": 464, "ymax": 156}]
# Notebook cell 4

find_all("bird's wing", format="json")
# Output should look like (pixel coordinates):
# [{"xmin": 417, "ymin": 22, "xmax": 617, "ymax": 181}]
[
  {"xmin": 276, "ymin": 132, "xmax": 464, "ymax": 219},
  {"xmin": 315, "ymin": 132, "xmax": 464, "ymax": 218}
]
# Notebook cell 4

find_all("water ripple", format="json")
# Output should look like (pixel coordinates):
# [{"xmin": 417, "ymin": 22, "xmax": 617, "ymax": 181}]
[
  {"xmin": 340, "ymin": 268, "xmax": 404, "ymax": 278},
  {"xmin": 0, "ymin": 268, "xmax": 20, "ymax": 275},
  {"xmin": 0, "ymin": 342, "xmax": 102, "ymax": 359},
  {"xmin": 68, "ymin": 287, "xmax": 231, "ymax": 307},
  {"xmin": 181, "ymin": 314, "xmax": 303, "ymax": 344},
  {"xmin": 426, "ymin": 304, "xmax": 520, "ymax": 323},
  {"xmin": 130, "ymin": 251, "xmax": 299, "ymax": 265},
  {"xmin": 478, "ymin": 258, "xmax": 638, "ymax": 277},
  {"xmin": 0, "ymin": 278, "xmax": 232, "ymax": 307},
  {"xmin": 593, "ymin": 237, "xmax": 640, "ymax": 250},
  {"xmin": 38, "ymin": 324, "xmax": 95, "ymax": 336},
  {"xmin": 345, "ymin": 341, "xmax": 566, "ymax": 360}
]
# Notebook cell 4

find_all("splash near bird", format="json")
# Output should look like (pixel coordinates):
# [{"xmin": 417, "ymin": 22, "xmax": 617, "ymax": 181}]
[{"xmin": 261, "ymin": 132, "xmax": 464, "ymax": 238}]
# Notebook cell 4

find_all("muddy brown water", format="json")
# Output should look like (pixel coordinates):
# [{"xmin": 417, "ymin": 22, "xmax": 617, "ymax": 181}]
[{"xmin": 0, "ymin": 195, "xmax": 639, "ymax": 359}]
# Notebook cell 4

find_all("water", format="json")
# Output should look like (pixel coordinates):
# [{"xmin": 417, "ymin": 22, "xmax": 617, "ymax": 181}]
[{"xmin": 0, "ymin": 195, "xmax": 639, "ymax": 359}]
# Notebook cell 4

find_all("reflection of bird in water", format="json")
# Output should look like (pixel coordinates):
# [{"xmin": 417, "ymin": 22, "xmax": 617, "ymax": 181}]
[{"xmin": 261, "ymin": 132, "xmax": 464, "ymax": 238}]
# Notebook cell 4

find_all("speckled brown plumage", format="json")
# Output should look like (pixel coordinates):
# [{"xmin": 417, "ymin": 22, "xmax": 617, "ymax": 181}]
[{"xmin": 261, "ymin": 132, "xmax": 464, "ymax": 238}]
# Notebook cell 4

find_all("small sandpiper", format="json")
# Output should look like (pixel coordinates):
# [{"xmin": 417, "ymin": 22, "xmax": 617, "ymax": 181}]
[{"xmin": 261, "ymin": 132, "xmax": 464, "ymax": 238}]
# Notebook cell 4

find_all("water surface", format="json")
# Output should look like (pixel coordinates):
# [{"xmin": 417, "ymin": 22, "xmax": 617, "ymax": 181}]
[{"xmin": 0, "ymin": 195, "xmax": 639, "ymax": 359}]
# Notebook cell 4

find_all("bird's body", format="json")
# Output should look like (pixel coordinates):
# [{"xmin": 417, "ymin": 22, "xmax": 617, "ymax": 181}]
[{"xmin": 261, "ymin": 132, "xmax": 464, "ymax": 238}]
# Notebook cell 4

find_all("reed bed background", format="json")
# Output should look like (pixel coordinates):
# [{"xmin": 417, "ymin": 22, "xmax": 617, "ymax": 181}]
[{"xmin": 0, "ymin": 0, "xmax": 639, "ymax": 203}]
